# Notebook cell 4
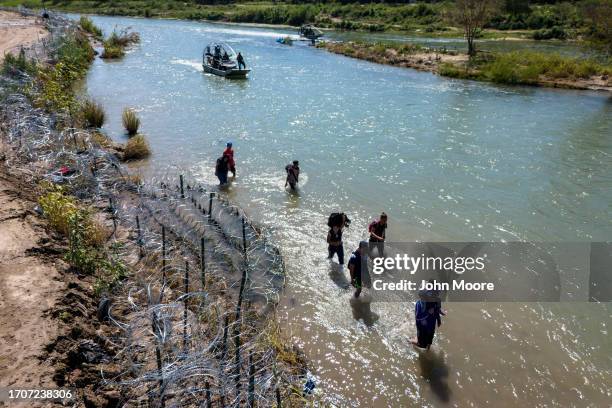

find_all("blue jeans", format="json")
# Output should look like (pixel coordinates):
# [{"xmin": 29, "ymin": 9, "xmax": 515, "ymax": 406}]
[
  {"xmin": 217, "ymin": 172, "xmax": 228, "ymax": 185},
  {"xmin": 328, "ymin": 244, "xmax": 344, "ymax": 264}
]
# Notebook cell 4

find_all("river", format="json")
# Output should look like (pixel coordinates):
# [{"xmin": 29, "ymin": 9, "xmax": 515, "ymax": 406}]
[{"xmin": 80, "ymin": 15, "xmax": 611, "ymax": 407}]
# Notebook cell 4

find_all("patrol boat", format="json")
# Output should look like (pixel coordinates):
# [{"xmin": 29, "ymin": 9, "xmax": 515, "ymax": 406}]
[{"xmin": 202, "ymin": 42, "xmax": 250, "ymax": 79}]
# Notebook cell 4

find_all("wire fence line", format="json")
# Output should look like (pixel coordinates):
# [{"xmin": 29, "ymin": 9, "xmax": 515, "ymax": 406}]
[{"xmin": 0, "ymin": 13, "xmax": 307, "ymax": 406}]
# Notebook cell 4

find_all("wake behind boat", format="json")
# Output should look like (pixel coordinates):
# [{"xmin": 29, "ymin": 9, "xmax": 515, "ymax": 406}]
[{"xmin": 203, "ymin": 42, "xmax": 249, "ymax": 79}]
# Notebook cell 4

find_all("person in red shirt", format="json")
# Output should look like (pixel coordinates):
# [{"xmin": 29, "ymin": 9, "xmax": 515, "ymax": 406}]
[{"xmin": 223, "ymin": 142, "xmax": 236, "ymax": 177}]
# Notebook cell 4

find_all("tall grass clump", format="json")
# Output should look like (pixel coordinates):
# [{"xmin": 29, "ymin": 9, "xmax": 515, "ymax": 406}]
[
  {"xmin": 101, "ymin": 30, "xmax": 140, "ymax": 59},
  {"xmin": 122, "ymin": 108, "xmax": 140, "ymax": 135},
  {"xmin": 123, "ymin": 134, "xmax": 151, "ymax": 160},
  {"xmin": 80, "ymin": 98, "xmax": 106, "ymax": 128},
  {"xmin": 79, "ymin": 16, "xmax": 103, "ymax": 39}
]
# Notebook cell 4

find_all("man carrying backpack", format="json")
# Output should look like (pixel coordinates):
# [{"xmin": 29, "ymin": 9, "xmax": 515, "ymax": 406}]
[
  {"xmin": 327, "ymin": 224, "xmax": 344, "ymax": 265},
  {"xmin": 368, "ymin": 212, "xmax": 388, "ymax": 258},
  {"xmin": 285, "ymin": 160, "xmax": 300, "ymax": 190},
  {"xmin": 348, "ymin": 241, "xmax": 369, "ymax": 298},
  {"xmin": 215, "ymin": 155, "xmax": 229, "ymax": 185}
]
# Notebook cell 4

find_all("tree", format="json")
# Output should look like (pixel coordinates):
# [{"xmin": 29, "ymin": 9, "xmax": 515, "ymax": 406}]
[
  {"xmin": 582, "ymin": 0, "xmax": 612, "ymax": 55},
  {"xmin": 452, "ymin": 0, "xmax": 500, "ymax": 56}
]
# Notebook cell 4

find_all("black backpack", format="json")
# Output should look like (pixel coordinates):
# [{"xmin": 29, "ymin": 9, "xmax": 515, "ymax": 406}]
[
  {"xmin": 216, "ymin": 157, "xmax": 226, "ymax": 172},
  {"xmin": 328, "ymin": 212, "xmax": 351, "ymax": 228}
]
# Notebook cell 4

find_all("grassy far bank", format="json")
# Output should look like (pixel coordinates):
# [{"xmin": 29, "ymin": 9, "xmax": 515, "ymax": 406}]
[
  {"xmin": 0, "ymin": 0, "xmax": 606, "ymax": 41},
  {"xmin": 320, "ymin": 40, "xmax": 612, "ymax": 90}
]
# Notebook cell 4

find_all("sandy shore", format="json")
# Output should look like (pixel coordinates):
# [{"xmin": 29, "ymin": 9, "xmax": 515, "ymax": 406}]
[
  {"xmin": 0, "ymin": 141, "xmax": 67, "ymax": 401},
  {"xmin": 0, "ymin": 11, "xmax": 48, "ymax": 61}
]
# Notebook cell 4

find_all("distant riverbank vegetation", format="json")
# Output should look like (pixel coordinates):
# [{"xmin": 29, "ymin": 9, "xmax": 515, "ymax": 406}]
[
  {"xmin": 440, "ymin": 50, "xmax": 611, "ymax": 85},
  {"xmin": 321, "ymin": 40, "xmax": 611, "ymax": 89},
  {"xmin": 1, "ymin": 0, "xmax": 610, "ymax": 46}
]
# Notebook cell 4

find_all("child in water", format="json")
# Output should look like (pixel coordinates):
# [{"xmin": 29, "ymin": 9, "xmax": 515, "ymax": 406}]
[{"xmin": 411, "ymin": 283, "xmax": 447, "ymax": 350}]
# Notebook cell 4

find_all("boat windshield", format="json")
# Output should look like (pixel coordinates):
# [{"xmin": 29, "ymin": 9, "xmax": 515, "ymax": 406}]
[{"xmin": 205, "ymin": 42, "xmax": 237, "ymax": 60}]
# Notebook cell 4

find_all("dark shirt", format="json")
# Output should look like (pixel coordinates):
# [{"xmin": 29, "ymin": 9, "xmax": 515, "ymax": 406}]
[
  {"xmin": 286, "ymin": 164, "xmax": 299, "ymax": 184},
  {"xmin": 348, "ymin": 250, "xmax": 367, "ymax": 284},
  {"xmin": 216, "ymin": 157, "xmax": 228, "ymax": 174},
  {"xmin": 369, "ymin": 220, "xmax": 387, "ymax": 242},
  {"xmin": 327, "ymin": 229, "xmax": 342, "ymax": 246}
]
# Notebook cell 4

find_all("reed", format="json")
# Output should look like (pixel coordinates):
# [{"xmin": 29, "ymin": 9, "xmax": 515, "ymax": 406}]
[
  {"xmin": 122, "ymin": 108, "xmax": 140, "ymax": 135},
  {"xmin": 123, "ymin": 134, "xmax": 151, "ymax": 160},
  {"xmin": 79, "ymin": 16, "xmax": 103, "ymax": 39},
  {"xmin": 80, "ymin": 98, "xmax": 105, "ymax": 128}
]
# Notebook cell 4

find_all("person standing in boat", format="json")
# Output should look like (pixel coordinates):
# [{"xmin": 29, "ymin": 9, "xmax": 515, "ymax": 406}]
[
  {"xmin": 237, "ymin": 52, "xmax": 246, "ymax": 70},
  {"xmin": 285, "ymin": 160, "xmax": 300, "ymax": 190},
  {"xmin": 223, "ymin": 142, "xmax": 236, "ymax": 177}
]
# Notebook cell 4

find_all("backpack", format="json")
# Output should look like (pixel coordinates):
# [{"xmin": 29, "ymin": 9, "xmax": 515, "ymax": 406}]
[
  {"xmin": 215, "ymin": 157, "xmax": 226, "ymax": 173},
  {"xmin": 328, "ymin": 212, "xmax": 351, "ymax": 228}
]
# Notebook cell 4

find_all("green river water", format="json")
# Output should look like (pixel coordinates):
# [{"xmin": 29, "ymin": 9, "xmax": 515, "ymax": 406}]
[{"xmin": 81, "ymin": 15, "xmax": 611, "ymax": 407}]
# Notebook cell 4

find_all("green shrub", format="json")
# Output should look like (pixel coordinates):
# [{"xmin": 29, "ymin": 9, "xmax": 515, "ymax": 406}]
[
  {"xmin": 80, "ymin": 98, "xmax": 106, "ymax": 128},
  {"xmin": 101, "ymin": 44, "xmax": 125, "ymax": 59},
  {"xmin": 94, "ymin": 254, "xmax": 127, "ymax": 296},
  {"xmin": 101, "ymin": 30, "xmax": 140, "ymax": 59},
  {"xmin": 56, "ymin": 32, "xmax": 95, "ymax": 73},
  {"xmin": 123, "ymin": 134, "xmax": 151, "ymax": 160},
  {"xmin": 122, "ymin": 108, "xmax": 140, "ymax": 135},
  {"xmin": 79, "ymin": 16, "xmax": 103, "ymax": 39},
  {"xmin": 479, "ymin": 51, "xmax": 611, "ymax": 84},
  {"xmin": 439, "ymin": 63, "xmax": 477, "ymax": 80},
  {"xmin": 533, "ymin": 26, "xmax": 567, "ymax": 40},
  {"xmin": 38, "ymin": 184, "xmax": 105, "ymax": 247},
  {"xmin": 2, "ymin": 48, "xmax": 37, "ymax": 76},
  {"xmin": 33, "ymin": 32, "xmax": 94, "ymax": 112}
]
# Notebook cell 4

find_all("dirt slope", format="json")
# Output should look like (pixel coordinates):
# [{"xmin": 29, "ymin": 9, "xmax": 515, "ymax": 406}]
[
  {"xmin": 0, "ymin": 143, "xmax": 68, "ymax": 406},
  {"xmin": 0, "ymin": 11, "xmax": 48, "ymax": 61}
]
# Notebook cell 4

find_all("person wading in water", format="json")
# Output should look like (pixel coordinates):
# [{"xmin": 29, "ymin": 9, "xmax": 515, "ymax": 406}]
[
  {"xmin": 285, "ymin": 160, "xmax": 300, "ymax": 190},
  {"xmin": 223, "ymin": 141, "xmax": 236, "ymax": 177},
  {"xmin": 410, "ymin": 284, "xmax": 447, "ymax": 350},
  {"xmin": 327, "ymin": 212, "xmax": 351, "ymax": 266},
  {"xmin": 327, "ymin": 224, "xmax": 344, "ymax": 266},
  {"xmin": 348, "ymin": 241, "xmax": 369, "ymax": 298},
  {"xmin": 368, "ymin": 212, "xmax": 388, "ymax": 258},
  {"xmin": 215, "ymin": 154, "xmax": 230, "ymax": 185}
]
